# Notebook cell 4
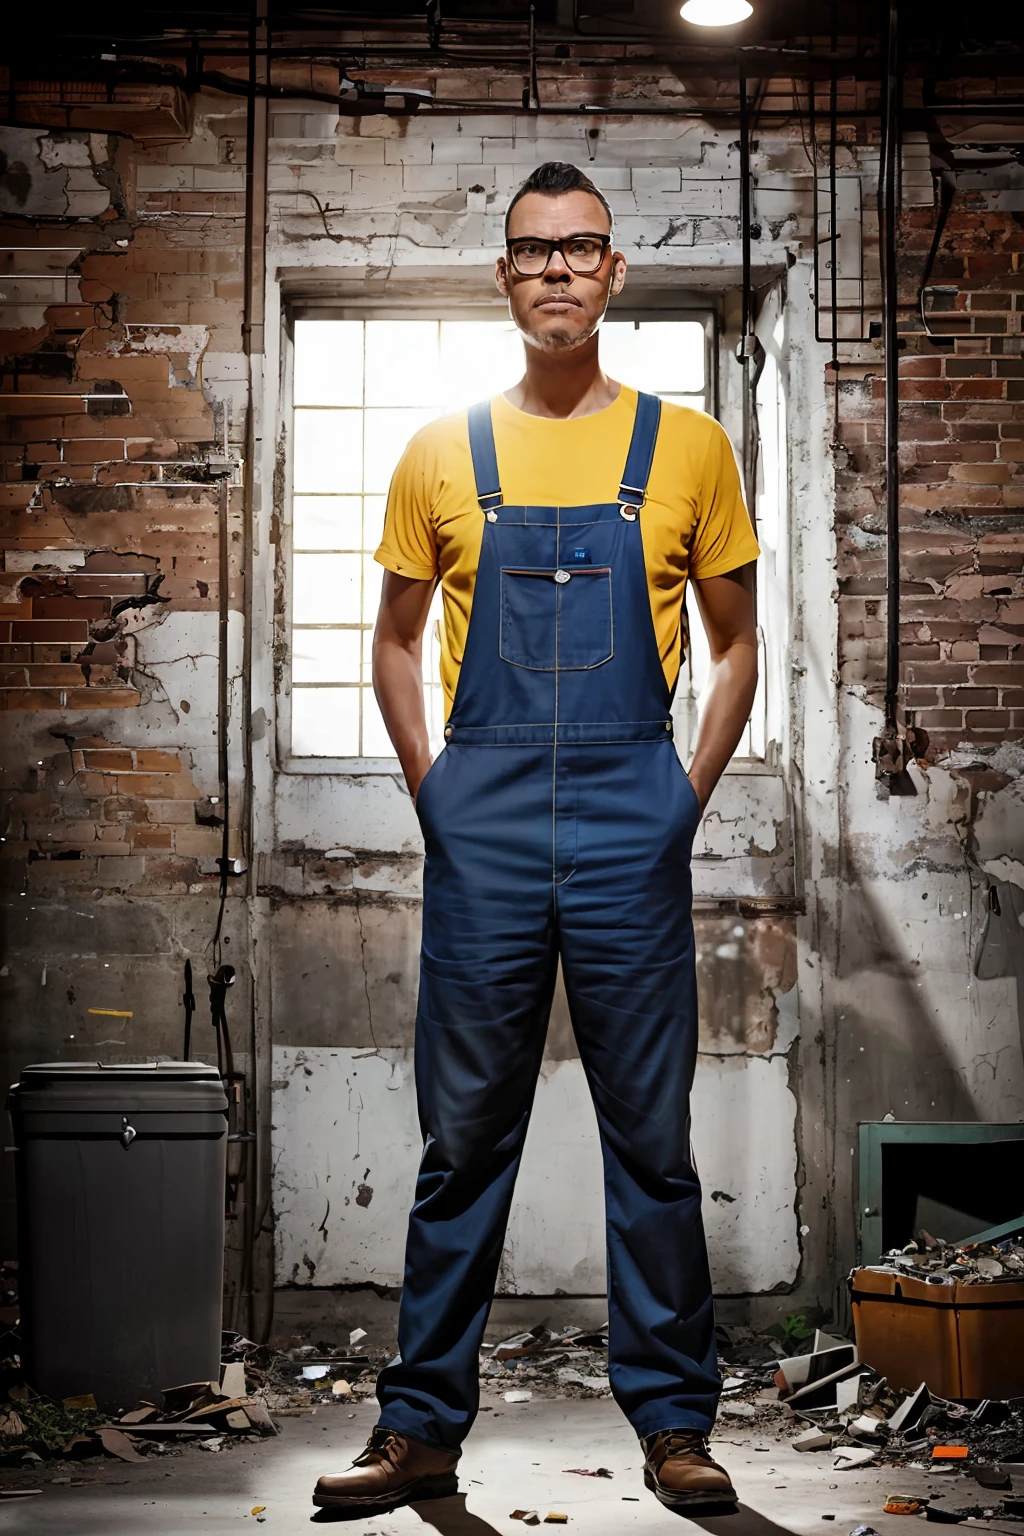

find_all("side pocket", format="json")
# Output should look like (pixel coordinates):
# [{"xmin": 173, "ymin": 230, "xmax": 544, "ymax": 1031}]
[
  {"xmin": 414, "ymin": 748, "xmax": 445, "ymax": 824},
  {"xmin": 671, "ymin": 745, "xmax": 702, "ymax": 823}
]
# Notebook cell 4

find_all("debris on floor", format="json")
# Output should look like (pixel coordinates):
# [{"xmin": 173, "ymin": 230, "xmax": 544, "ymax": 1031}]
[
  {"xmin": 738, "ymin": 1303, "xmax": 1024, "ymax": 1528},
  {"xmin": 869, "ymin": 1231, "xmax": 1024, "ymax": 1283},
  {"xmin": 793, "ymin": 1428, "xmax": 835, "ymax": 1452},
  {"xmin": 260, "ymin": 1336, "xmax": 384, "ymax": 1416},
  {"xmin": 3, "ymin": 1291, "xmax": 1023, "ymax": 1524},
  {"xmin": 483, "ymin": 1323, "xmax": 614, "ymax": 1398},
  {"xmin": 0, "ymin": 1328, "xmax": 278, "ymax": 1474},
  {"xmin": 834, "ymin": 1447, "xmax": 878, "ymax": 1471}
]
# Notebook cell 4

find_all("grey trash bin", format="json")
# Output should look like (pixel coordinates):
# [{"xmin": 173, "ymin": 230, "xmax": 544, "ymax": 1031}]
[{"xmin": 8, "ymin": 1061, "xmax": 228, "ymax": 1411}]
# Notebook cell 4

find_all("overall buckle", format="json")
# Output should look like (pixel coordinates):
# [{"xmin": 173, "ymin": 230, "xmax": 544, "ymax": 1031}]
[
  {"xmin": 618, "ymin": 482, "xmax": 645, "ymax": 521},
  {"xmin": 478, "ymin": 489, "xmax": 502, "ymax": 523}
]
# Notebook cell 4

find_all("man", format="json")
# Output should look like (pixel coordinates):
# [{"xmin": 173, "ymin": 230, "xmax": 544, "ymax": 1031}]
[{"xmin": 313, "ymin": 161, "xmax": 759, "ymax": 1517}]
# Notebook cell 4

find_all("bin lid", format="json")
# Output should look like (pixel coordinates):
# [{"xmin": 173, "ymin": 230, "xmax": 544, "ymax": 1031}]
[
  {"xmin": 18, "ymin": 1062, "xmax": 222, "ymax": 1082},
  {"xmin": 9, "ymin": 1061, "xmax": 228, "ymax": 1115}
]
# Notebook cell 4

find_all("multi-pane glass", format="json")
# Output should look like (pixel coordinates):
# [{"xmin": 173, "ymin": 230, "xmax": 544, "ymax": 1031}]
[{"xmin": 290, "ymin": 316, "xmax": 709, "ymax": 759}]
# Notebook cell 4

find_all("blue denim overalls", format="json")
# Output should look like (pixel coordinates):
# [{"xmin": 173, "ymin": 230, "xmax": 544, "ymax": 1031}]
[{"xmin": 377, "ymin": 392, "xmax": 720, "ymax": 1450}]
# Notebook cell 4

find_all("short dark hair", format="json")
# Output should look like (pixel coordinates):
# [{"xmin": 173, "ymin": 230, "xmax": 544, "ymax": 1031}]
[{"xmin": 504, "ymin": 161, "xmax": 613, "ymax": 240}]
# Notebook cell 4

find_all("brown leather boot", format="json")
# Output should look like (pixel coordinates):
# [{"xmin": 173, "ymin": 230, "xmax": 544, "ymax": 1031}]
[
  {"xmin": 642, "ymin": 1428, "xmax": 738, "ymax": 1512},
  {"xmin": 313, "ymin": 1426, "xmax": 459, "ymax": 1512}
]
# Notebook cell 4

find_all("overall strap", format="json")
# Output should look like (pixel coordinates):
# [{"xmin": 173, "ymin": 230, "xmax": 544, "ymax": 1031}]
[
  {"xmin": 467, "ymin": 401, "xmax": 503, "ymax": 516},
  {"xmin": 617, "ymin": 391, "xmax": 662, "ymax": 520}
]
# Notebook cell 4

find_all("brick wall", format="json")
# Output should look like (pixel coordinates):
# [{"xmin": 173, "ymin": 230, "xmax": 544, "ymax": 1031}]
[
  {"xmin": 7, "ymin": 739, "xmax": 239, "ymax": 894},
  {"xmin": 0, "ymin": 74, "xmax": 1020, "ymax": 870},
  {"xmin": 1, "ymin": 119, "xmax": 243, "ymax": 894},
  {"xmin": 837, "ymin": 207, "xmax": 1024, "ymax": 758}
]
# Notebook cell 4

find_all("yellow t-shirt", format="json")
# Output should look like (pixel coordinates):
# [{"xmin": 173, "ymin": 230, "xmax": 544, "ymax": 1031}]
[{"xmin": 375, "ymin": 385, "xmax": 759, "ymax": 716}]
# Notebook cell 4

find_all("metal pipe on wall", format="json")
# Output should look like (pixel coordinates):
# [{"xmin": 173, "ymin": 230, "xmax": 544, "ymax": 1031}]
[
  {"xmin": 737, "ymin": 64, "xmax": 757, "ymax": 513},
  {"xmin": 240, "ymin": 0, "xmax": 271, "ymax": 1344},
  {"xmin": 879, "ymin": 0, "xmax": 901, "ymax": 739}
]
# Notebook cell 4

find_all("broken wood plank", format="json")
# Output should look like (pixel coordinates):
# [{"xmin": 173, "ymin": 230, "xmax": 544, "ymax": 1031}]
[
  {"xmin": 102, "ymin": 1422, "xmax": 216, "ymax": 1436},
  {"xmin": 183, "ymin": 1397, "xmax": 248, "ymax": 1422},
  {"xmin": 98, "ymin": 1427, "xmax": 144, "ymax": 1463},
  {"xmin": 241, "ymin": 1401, "xmax": 278, "ymax": 1434}
]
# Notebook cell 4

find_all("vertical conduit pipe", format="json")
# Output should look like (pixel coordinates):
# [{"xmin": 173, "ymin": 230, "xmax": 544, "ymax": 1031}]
[
  {"xmin": 240, "ymin": 0, "xmax": 269, "ymax": 1342},
  {"xmin": 828, "ymin": 45, "xmax": 840, "ymax": 440},
  {"xmin": 738, "ymin": 64, "xmax": 755, "ymax": 511},
  {"xmin": 879, "ymin": 0, "xmax": 901, "ymax": 735}
]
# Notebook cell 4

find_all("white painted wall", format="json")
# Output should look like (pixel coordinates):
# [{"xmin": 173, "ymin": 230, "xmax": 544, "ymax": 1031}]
[{"xmin": 272, "ymin": 1045, "xmax": 800, "ymax": 1295}]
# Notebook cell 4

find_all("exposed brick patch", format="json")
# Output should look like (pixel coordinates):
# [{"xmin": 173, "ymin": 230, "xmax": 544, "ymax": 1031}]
[
  {"xmin": 0, "ymin": 739, "xmax": 240, "ymax": 892},
  {"xmin": 837, "ymin": 213, "xmax": 1024, "ymax": 758},
  {"xmin": 2, "ymin": 301, "xmax": 226, "ymax": 708}
]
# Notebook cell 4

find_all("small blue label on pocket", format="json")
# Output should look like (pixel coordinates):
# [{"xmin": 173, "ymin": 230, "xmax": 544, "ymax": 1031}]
[{"xmin": 572, "ymin": 547, "xmax": 590, "ymax": 562}]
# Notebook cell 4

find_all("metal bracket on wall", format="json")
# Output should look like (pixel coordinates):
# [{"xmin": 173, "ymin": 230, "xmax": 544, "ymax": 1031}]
[{"xmin": 871, "ymin": 722, "xmax": 921, "ymax": 794}]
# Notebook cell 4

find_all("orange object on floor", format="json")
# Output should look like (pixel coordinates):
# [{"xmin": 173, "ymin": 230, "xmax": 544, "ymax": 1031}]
[
  {"xmin": 884, "ymin": 1497, "xmax": 922, "ymax": 1514},
  {"xmin": 850, "ymin": 1268, "xmax": 1024, "ymax": 1398},
  {"xmin": 932, "ymin": 1445, "xmax": 969, "ymax": 1461}
]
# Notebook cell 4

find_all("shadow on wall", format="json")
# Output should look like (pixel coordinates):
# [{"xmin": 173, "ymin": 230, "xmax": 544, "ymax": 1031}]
[{"xmin": 835, "ymin": 863, "xmax": 986, "ymax": 1126}]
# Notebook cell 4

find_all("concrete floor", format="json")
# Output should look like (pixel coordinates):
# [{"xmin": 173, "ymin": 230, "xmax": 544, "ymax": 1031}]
[{"xmin": 0, "ymin": 1396, "xmax": 972, "ymax": 1536}]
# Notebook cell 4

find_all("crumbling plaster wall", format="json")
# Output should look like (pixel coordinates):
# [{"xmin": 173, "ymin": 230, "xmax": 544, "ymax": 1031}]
[{"xmin": 1, "ymin": 66, "xmax": 1022, "ymax": 1327}]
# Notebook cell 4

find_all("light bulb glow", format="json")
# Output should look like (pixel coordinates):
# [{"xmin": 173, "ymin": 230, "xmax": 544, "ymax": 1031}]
[{"xmin": 680, "ymin": 0, "xmax": 753, "ymax": 25}]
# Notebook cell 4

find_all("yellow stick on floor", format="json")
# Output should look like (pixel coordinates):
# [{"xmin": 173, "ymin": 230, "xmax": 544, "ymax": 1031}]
[{"xmin": 87, "ymin": 1008, "xmax": 134, "ymax": 1018}]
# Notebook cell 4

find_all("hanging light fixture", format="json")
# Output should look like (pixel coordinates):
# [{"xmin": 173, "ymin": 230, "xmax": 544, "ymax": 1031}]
[{"xmin": 680, "ymin": 0, "xmax": 754, "ymax": 24}]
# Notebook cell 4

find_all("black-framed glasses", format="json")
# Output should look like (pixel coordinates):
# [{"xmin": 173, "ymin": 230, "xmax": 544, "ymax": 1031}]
[{"xmin": 505, "ymin": 233, "xmax": 611, "ymax": 276}]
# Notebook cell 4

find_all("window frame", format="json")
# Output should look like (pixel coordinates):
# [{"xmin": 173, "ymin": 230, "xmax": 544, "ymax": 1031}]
[{"xmin": 277, "ymin": 296, "xmax": 754, "ymax": 775}]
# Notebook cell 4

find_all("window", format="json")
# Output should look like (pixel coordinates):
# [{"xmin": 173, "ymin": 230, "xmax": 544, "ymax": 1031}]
[{"xmin": 287, "ymin": 312, "xmax": 716, "ymax": 762}]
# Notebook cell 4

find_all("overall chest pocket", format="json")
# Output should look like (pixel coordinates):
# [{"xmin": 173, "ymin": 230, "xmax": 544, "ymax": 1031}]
[{"xmin": 500, "ymin": 566, "xmax": 613, "ymax": 671}]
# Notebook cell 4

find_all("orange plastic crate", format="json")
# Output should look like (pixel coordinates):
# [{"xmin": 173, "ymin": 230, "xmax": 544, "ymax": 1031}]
[{"xmin": 851, "ymin": 1268, "xmax": 1024, "ymax": 1399}]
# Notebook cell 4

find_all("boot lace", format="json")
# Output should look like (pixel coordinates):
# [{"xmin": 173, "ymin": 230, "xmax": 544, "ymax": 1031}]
[
  {"xmin": 355, "ymin": 1427, "xmax": 403, "ymax": 1467},
  {"xmin": 657, "ymin": 1429, "xmax": 711, "ymax": 1461}
]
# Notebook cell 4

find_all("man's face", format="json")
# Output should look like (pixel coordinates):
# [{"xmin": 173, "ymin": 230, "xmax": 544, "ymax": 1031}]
[{"xmin": 496, "ymin": 189, "xmax": 627, "ymax": 353}]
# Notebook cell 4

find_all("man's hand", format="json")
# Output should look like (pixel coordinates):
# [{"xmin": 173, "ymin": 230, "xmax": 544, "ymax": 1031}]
[
  {"xmin": 686, "ymin": 564, "xmax": 758, "ymax": 812},
  {"xmin": 371, "ymin": 571, "xmax": 437, "ymax": 801}
]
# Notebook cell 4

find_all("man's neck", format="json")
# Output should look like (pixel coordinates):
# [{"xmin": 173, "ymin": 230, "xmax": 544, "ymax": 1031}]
[{"xmin": 504, "ymin": 335, "xmax": 620, "ymax": 420}]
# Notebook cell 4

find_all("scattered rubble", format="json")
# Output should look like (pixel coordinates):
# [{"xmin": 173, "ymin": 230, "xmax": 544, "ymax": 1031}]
[
  {"xmin": 1, "ymin": 1281, "xmax": 1022, "ymax": 1530},
  {"xmin": 0, "ymin": 1329, "xmax": 278, "ymax": 1474},
  {"xmin": 884, "ymin": 1495, "xmax": 923, "ymax": 1514},
  {"xmin": 482, "ymin": 1323, "xmax": 614, "ymax": 1400},
  {"xmin": 757, "ymin": 1306, "xmax": 1024, "ymax": 1527},
  {"xmin": 866, "ymin": 1231, "xmax": 1024, "ymax": 1284}
]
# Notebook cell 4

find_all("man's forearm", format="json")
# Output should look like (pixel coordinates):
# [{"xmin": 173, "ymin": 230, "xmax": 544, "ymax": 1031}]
[
  {"xmin": 372, "ymin": 636, "xmax": 432, "ymax": 800},
  {"xmin": 686, "ymin": 640, "xmax": 759, "ymax": 811}
]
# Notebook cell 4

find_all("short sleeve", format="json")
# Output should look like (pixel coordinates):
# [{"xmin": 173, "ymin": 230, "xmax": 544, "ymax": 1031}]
[
  {"xmin": 374, "ymin": 429, "xmax": 439, "ymax": 582},
  {"xmin": 688, "ymin": 419, "xmax": 760, "ymax": 580}
]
